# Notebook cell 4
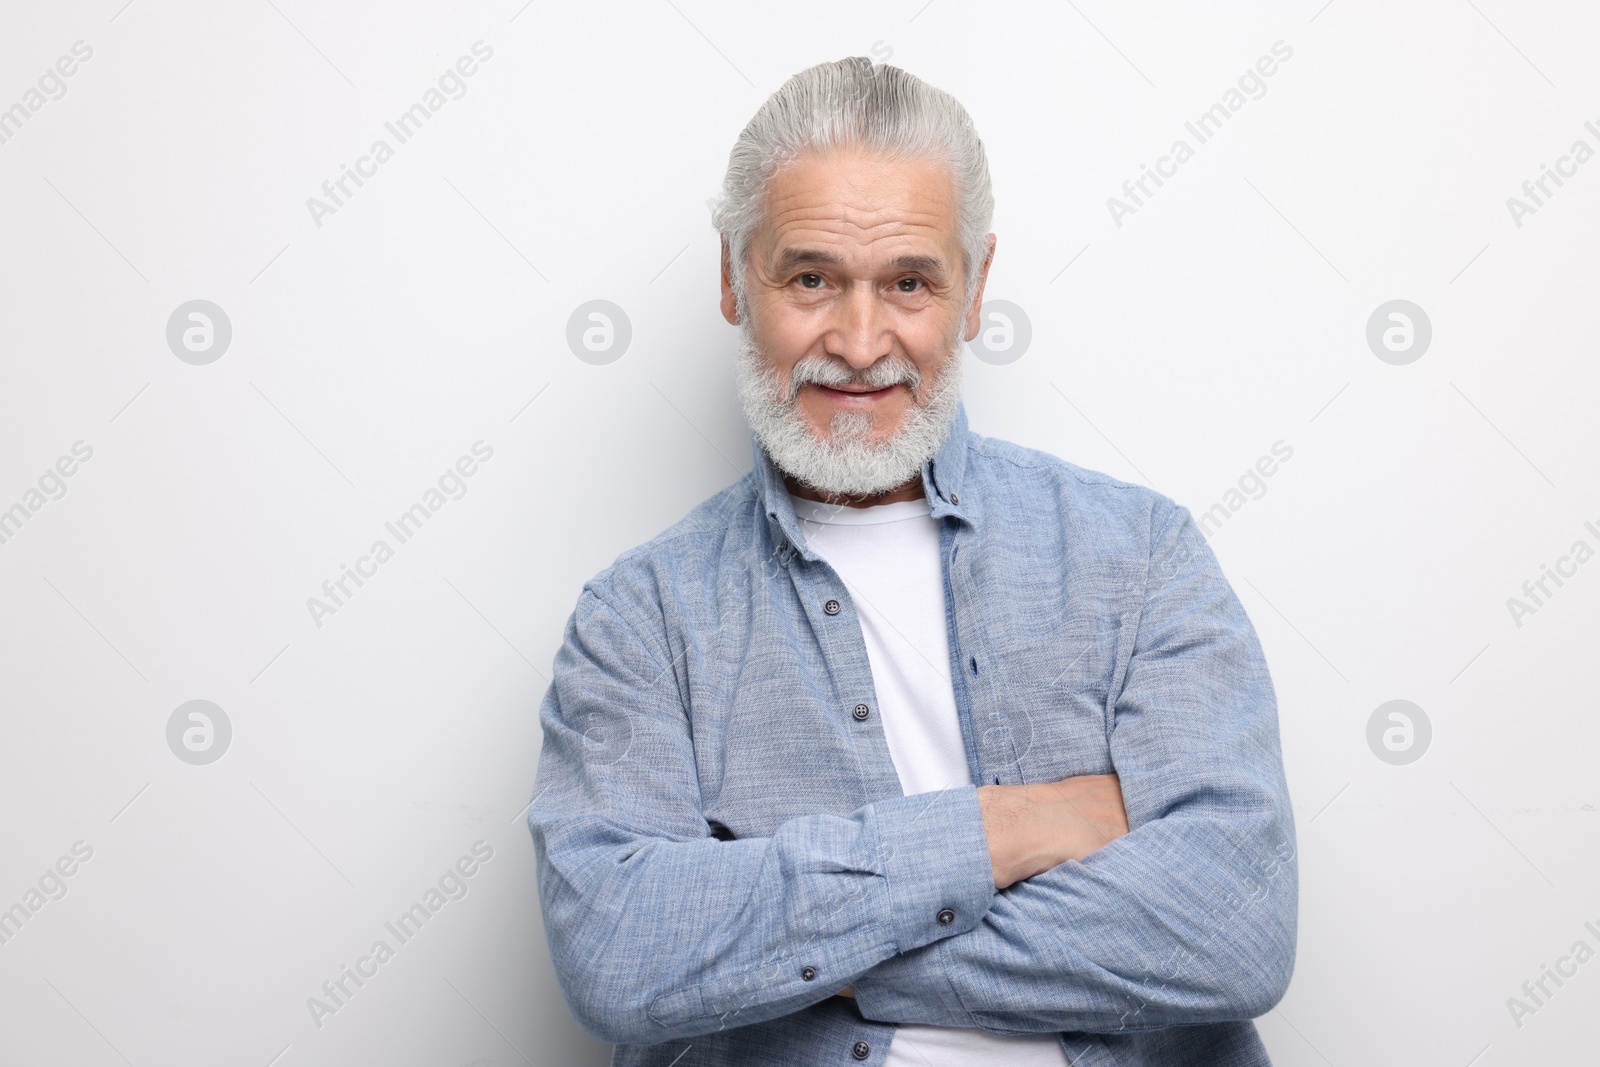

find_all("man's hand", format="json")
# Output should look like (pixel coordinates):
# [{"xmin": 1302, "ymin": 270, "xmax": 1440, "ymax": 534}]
[
  {"xmin": 977, "ymin": 774, "xmax": 1129, "ymax": 889},
  {"xmin": 838, "ymin": 777, "xmax": 1126, "ymax": 1004},
  {"xmin": 833, "ymin": 775, "xmax": 1127, "ymax": 1000}
]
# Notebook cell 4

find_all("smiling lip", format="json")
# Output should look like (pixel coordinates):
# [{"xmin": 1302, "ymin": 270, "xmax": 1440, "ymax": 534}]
[{"xmin": 813, "ymin": 383, "xmax": 899, "ymax": 400}]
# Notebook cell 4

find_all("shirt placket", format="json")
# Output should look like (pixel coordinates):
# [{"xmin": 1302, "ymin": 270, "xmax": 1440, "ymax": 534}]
[
  {"xmin": 938, "ymin": 515, "xmax": 1025, "ymax": 788},
  {"xmin": 782, "ymin": 532, "xmax": 906, "ymax": 803}
]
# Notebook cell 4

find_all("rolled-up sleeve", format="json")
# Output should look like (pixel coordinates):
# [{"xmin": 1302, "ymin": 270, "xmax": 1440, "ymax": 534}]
[
  {"xmin": 528, "ymin": 584, "xmax": 997, "ymax": 1047},
  {"xmin": 850, "ymin": 500, "xmax": 1298, "ymax": 1034}
]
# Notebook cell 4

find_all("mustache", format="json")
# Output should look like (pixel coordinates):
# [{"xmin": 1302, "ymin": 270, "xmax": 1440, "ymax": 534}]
[{"xmin": 785, "ymin": 353, "xmax": 923, "ymax": 401}]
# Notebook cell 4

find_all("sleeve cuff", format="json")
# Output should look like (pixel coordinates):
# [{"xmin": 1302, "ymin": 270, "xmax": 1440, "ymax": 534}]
[{"xmin": 866, "ymin": 785, "xmax": 996, "ymax": 953}]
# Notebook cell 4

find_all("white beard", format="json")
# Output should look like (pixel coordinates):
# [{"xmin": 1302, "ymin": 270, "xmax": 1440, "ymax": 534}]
[{"xmin": 735, "ymin": 318, "xmax": 965, "ymax": 498}]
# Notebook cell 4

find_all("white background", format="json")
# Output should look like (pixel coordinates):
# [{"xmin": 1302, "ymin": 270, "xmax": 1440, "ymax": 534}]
[{"xmin": 1, "ymin": 1, "xmax": 1596, "ymax": 1065}]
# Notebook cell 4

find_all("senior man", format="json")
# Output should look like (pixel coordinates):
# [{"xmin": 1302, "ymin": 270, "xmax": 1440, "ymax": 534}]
[{"xmin": 529, "ymin": 57, "xmax": 1297, "ymax": 1066}]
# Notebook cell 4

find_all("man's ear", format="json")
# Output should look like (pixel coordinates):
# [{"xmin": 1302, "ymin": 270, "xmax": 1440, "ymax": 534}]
[
  {"xmin": 720, "ymin": 238, "xmax": 740, "ymax": 325},
  {"xmin": 962, "ymin": 233, "xmax": 997, "ymax": 342}
]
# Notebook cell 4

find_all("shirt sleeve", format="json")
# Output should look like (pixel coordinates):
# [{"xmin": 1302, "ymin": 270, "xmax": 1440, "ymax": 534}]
[
  {"xmin": 848, "ymin": 501, "xmax": 1299, "ymax": 1034},
  {"xmin": 528, "ymin": 585, "xmax": 998, "ymax": 1047}
]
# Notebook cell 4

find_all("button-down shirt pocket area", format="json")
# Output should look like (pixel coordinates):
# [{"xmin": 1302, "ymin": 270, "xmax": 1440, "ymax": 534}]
[
  {"xmin": 988, "ymin": 623, "xmax": 1119, "ymax": 783},
  {"xmin": 706, "ymin": 666, "xmax": 873, "ymax": 837},
  {"xmin": 688, "ymin": 574, "xmax": 891, "ymax": 836}
]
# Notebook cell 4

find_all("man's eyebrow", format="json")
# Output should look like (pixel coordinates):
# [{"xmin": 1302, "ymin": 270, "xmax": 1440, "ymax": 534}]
[
  {"xmin": 775, "ymin": 248, "xmax": 846, "ymax": 271},
  {"xmin": 885, "ymin": 253, "xmax": 947, "ymax": 275},
  {"xmin": 773, "ymin": 248, "xmax": 949, "ymax": 275}
]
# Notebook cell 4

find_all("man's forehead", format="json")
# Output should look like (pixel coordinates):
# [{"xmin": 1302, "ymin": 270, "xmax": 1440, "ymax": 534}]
[{"xmin": 755, "ymin": 148, "xmax": 959, "ymax": 265}]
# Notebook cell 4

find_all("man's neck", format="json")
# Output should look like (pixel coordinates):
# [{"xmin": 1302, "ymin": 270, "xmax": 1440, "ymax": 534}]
[{"xmin": 783, "ymin": 473, "xmax": 924, "ymax": 509}]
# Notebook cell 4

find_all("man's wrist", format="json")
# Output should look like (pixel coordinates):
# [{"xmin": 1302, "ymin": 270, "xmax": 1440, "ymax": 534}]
[{"xmin": 977, "ymin": 783, "xmax": 1057, "ymax": 888}]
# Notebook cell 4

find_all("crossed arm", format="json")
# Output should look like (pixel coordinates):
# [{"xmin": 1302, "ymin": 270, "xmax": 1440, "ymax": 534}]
[
  {"xmin": 845, "ymin": 768, "xmax": 1297, "ymax": 1034},
  {"xmin": 529, "ymin": 505, "xmax": 1296, "ymax": 1045},
  {"xmin": 834, "ymin": 772, "xmax": 1133, "ymax": 998}
]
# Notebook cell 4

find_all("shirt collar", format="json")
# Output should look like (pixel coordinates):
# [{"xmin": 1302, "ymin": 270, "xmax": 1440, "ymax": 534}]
[{"xmin": 751, "ymin": 401, "xmax": 973, "ymax": 561}]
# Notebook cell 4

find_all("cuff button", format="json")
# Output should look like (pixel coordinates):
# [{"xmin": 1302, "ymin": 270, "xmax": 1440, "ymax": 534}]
[
  {"xmin": 936, "ymin": 908, "xmax": 955, "ymax": 925},
  {"xmin": 800, "ymin": 966, "xmax": 816, "ymax": 981}
]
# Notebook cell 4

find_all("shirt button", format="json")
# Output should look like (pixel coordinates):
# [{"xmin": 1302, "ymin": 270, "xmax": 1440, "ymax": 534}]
[
  {"xmin": 949, "ymin": 492, "xmax": 960, "ymax": 505},
  {"xmin": 800, "ymin": 966, "xmax": 816, "ymax": 981},
  {"xmin": 852, "ymin": 1041, "xmax": 871, "ymax": 1060},
  {"xmin": 852, "ymin": 703, "xmax": 870, "ymax": 721},
  {"xmin": 824, "ymin": 598, "xmax": 842, "ymax": 615},
  {"xmin": 937, "ymin": 908, "xmax": 956, "ymax": 925}
]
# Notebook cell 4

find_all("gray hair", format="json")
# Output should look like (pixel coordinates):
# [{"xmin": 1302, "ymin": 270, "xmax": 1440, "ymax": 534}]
[{"xmin": 712, "ymin": 57, "xmax": 994, "ymax": 315}]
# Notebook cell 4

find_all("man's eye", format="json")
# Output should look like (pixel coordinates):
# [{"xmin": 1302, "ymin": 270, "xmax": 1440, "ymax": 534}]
[
  {"xmin": 896, "ymin": 277, "xmax": 923, "ymax": 292},
  {"xmin": 798, "ymin": 273, "xmax": 824, "ymax": 289}
]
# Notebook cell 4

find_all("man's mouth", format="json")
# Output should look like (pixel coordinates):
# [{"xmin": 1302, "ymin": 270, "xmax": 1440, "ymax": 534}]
[{"xmin": 812, "ymin": 382, "xmax": 900, "ymax": 400}]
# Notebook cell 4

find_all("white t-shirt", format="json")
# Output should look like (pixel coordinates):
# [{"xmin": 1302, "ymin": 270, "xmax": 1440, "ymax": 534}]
[{"xmin": 790, "ymin": 493, "xmax": 1070, "ymax": 1067}]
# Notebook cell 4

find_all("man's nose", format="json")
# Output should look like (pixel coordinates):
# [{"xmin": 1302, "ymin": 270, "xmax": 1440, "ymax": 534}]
[{"xmin": 824, "ymin": 283, "xmax": 892, "ymax": 371}]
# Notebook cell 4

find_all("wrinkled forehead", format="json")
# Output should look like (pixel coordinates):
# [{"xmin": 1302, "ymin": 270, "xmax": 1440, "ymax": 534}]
[{"xmin": 752, "ymin": 146, "xmax": 961, "ymax": 269}]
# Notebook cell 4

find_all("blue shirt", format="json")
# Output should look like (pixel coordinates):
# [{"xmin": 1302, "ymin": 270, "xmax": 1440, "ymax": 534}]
[{"xmin": 528, "ymin": 403, "xmax": 1298, "ymax": 1066}]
